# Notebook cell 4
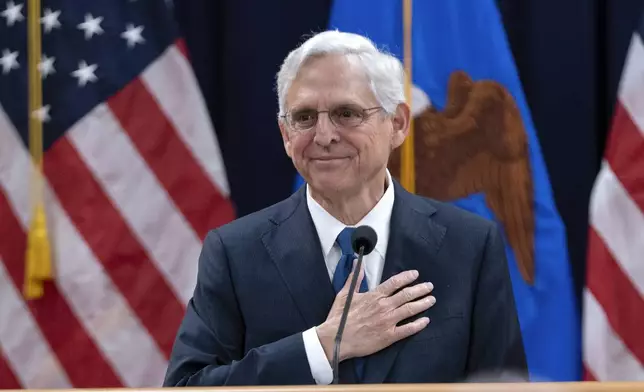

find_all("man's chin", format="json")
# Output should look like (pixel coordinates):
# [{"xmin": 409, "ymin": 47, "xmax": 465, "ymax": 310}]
[
  {"xmin": 309, "ymin": 157, "xmax": 351, "ymax": 171},
  {"xmin": 307, "ymin": 175, "xmax": 352, "ymax": 194}
]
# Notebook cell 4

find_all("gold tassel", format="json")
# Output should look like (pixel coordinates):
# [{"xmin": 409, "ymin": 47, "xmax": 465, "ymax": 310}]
[
  {"xmin": 24, "ymin": 0, "xmax": 53, "ymax": 300},
  {"xmin": 400, "ymin": 0, "xmax": 415, "ymax": 193},
  {"xmin": 25, "ymin": 203, "xmax": 53, "ymax": 299}
]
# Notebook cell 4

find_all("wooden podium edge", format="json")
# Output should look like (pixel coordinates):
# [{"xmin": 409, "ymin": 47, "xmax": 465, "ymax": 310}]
[{"xmin": 4, "ymin": 381, "xmax": 644, "ymax": 392}]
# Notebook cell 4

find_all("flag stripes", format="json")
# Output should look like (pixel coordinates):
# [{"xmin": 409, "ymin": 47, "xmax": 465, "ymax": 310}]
[
  {"xmin": 583, "ymin": 290, "xmax": 644, "ymax": 380},
  {"xmin": 0, "ymin": 349, "xmax": 21, "ymax": 389},
  {"xmin": 108, "ymin": 77, "xmax": 230, "ymax": 241},
  {"xmin": 141, "ymin": 44, "xmax": 231, "ymax": 199},
  {"xmin": 0, "ymin": 39, "xmax": 234, "ymax": 387},
  {"xmin": 0, "ymin": 187, "xmax": 122, "ymax": 388},
  {"xmin": 583, "ymin": 24, "xmax": 644, "ymax": 381},
  {"xmin": 0, "ymin": 259, "xmax": 71, "ymax": 389},
  {"xmin": 606, "ymin": 105, "xmax": 644, "ymax": 214},
  {"xmin": 587, "ymin": 227, "xmax": 644, "ymax": 364},
  {"xmin": 619, "ymin": 34, "xmax": 644, "ymax": 137},
  {"xmin": 67, "ymin": 104, "xmax": 202, "ymax": 305},
  {"xmin": 44, "ymin": 135, "xmax": 184, "ymax": 360}
]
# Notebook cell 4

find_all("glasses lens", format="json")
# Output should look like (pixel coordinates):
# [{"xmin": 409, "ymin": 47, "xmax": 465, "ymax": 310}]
[
  {"xmin": 289, "ymin": 109, "xmax": 317, "ymax": 130},
  {"xmin": 331, "ymin": 105, "xmax": 364, "ymax": 127}
]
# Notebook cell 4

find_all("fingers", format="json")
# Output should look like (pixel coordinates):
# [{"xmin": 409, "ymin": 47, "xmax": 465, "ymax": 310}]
[
  {"xmin": 376, "ymin": 270, "xmax": 419, "ymax": 296},
  {"xmin": 387, "ymin": 281, "xmax": 434, "ymax": 309},
  {"xmin": 393, "ymin": 317, "xmax": 430, "ymax": 341},
  {"xmin": 391, "ymin": 295, "xmax": 436, "ymax": 322}
]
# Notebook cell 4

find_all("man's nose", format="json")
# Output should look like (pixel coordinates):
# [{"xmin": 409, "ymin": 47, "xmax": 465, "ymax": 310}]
[{"xmin": 313, "ymin": 113, "xmax": 340, "ymax": 146}]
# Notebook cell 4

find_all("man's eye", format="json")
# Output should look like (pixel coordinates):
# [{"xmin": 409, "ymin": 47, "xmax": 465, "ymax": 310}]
[
  {"xmin": 337, "ymin": 109, "xmax": 360, "ymax": 118},
  {"xmin": 296, "ymin": 114, "xmax": 314, "ymax": 122}
]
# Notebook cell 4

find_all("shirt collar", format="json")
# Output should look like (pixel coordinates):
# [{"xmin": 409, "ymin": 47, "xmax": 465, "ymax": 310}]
[{"xmin": 306, "ymin": 169, "xmax": 395, "ymax": 259}]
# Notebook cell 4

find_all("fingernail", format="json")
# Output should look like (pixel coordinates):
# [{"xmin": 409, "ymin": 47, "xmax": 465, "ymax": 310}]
[
  {"xmin": 426, "ymin": 282, "xmax": 434, "ymax": 291},
  {"xmin": 421, "ymin": 317, "xmax": 430, "ymax": 325},
  {"xmin": 410, "ymin": 270, "xmax": 419, "ymax": 278},
  {"xmin": 427, "ymin": 296, "xmax": 436, "ymax": 305}
]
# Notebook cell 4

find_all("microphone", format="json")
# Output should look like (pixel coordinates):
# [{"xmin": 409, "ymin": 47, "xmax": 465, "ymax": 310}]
[{"xmin": 332, "ymin": 225, "xmax": 378, "ymax": 384}]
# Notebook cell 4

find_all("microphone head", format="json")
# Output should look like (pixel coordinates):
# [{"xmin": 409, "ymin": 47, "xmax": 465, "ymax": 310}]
[{"xmin": 351, "ymin": 225, "xmax": 378, "ymax": 255}]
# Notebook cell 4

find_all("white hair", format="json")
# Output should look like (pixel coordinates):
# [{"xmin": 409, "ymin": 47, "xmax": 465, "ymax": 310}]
[{"xmin": 275, "ymin": 30, "xmax": 406, "ymax": 118}]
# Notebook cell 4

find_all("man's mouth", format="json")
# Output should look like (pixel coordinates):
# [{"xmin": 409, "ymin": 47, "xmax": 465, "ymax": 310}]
[{"xmin": 311, "ymin": 156, "xmax": 349, "ymax": 161}]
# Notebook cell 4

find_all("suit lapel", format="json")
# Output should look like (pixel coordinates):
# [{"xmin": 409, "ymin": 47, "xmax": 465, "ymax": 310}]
[
  {"xmin": 362, "ymin": 181, "xmax": 447, "ymax": 384},
  {"xmin": 260, "ymin": 181, "xmax": 447, "ymax": 384},
  {"xmin": 261, "ymin": 187, "xmax": 336, "ymax": 329}
]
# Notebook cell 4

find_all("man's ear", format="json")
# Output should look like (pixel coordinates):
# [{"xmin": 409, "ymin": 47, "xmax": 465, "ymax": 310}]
[
  {"xmin": 278, "ymin": 120, "xmax": 293, "ymax": 158},
  {"xmin": 391, "ymin": 102, "xmax": 411, "ymax": 149}
]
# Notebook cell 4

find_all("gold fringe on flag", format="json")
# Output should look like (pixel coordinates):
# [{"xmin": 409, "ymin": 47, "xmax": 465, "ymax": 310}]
[
  {"xmin": 400, "ymin": 0, "xmax": 415, "ymax": 193},
  {"xmin": 25, "ymin": 0, "xmax": 53, "ymax": 300}
]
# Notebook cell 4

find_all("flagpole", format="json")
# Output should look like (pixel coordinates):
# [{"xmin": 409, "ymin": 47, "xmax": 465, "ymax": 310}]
[
  {"xmin": 400, "ymin": 0, "xmax": 415, "ymax": 193},
  {"xmin": 25, "ymin": 0, "xmax": 53, "ymax": 300}
]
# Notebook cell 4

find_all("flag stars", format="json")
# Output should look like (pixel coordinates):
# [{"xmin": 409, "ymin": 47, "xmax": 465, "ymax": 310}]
[
  {"xmin": 121, "ymin": 24, "xmax": 145, "ymax": 48},
  {"xmin": 32, "ymin": 105, "xmax": 51, "ymax": 123},
  {"xmin": 1, "ymin": 1, "xmax": 23, "ymax": 27},
  {"xmin": 0, "ymin": 49, "xmax": 19, "ymax": 74},
  {"xmin": 71, "ymin": 60, "xmax": 98, "ymax": 87},
  {"xmin": 77, "ymin": 14, "xmax": 104, "ymax": 40},
  {"xmin": 41, "ymin": 8, "xmax": 61, "ymax": 33},
  {"xmin": 38, "ymin": 55, "xmax": 55, "ymax": 79}
]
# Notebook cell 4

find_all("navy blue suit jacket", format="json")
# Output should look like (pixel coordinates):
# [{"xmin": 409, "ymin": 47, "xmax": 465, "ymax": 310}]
[{"xmin": 163, "ymin": 180, "xmax": 527, "ymax": 386}]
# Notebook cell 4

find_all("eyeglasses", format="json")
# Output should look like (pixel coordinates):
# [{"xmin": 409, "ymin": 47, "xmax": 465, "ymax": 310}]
[{"xmin": 281, "ymin": 105, "xmax": 384, "ymax": 132}]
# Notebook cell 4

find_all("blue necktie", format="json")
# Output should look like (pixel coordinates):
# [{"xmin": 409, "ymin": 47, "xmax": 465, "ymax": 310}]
[{"xmin": 331, "ymin": 227, "xmax": 369, "ymax": 381}]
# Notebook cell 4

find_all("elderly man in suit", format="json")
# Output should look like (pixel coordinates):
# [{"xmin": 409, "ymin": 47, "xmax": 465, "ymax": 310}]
[{"xmin": 163, "ymin": 30, "xmax": 527, "ymax": 386}]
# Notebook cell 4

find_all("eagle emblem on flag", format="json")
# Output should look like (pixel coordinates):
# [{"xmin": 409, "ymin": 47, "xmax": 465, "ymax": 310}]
[{"xmin": 389, "ymin": 70, "xmax": 535, "ymax": 284}]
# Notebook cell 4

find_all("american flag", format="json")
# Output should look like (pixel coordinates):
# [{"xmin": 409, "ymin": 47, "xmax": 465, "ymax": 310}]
[
  {"xmin": 582, "ymin": 9, "xmax": 644, "ymax": 381},
  {"xmin": 0, "ymin": 0, "xmax": 234, "ymax": 388}
]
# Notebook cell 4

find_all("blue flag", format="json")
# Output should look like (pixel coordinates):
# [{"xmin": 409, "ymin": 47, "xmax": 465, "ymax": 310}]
[{"xmin": 293, "ymin": 0, "xmax": 580, "ymax": 382}]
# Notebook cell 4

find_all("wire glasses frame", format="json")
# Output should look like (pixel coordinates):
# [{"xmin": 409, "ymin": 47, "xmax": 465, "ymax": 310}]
[{"xmin": 281, "ymin": 105, "xmax": 384, "ymax": 132}]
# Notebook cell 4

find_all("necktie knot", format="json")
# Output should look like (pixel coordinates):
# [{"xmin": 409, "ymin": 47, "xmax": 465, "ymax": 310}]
[{"xmin": 336, "ymin": 227, "xmax": 356, "ymax": 256}]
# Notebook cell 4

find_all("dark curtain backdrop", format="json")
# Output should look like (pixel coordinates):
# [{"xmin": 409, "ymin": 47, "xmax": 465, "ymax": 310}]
[{"xmin": 173, "ymin": 0, "xmax": 644, "ymax": 308}]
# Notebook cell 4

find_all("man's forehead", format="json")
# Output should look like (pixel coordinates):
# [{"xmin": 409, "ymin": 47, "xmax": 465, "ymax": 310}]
[
  {"xmin": 296, "ymin": 53, "xmax": 366, "ymax": 82},
  {"xmin": 286, "ymin": 55, "xmax": 375, "ymax": 108}
]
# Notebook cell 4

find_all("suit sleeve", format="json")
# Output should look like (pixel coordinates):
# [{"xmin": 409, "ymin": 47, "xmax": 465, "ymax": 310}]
[
  {"xmin": 465, "ymin": 222, "xmax": 529, "ymax": 380},
  {"xmin": 163, "ymin": 230, "xmax": 315, "ymax": 386}
]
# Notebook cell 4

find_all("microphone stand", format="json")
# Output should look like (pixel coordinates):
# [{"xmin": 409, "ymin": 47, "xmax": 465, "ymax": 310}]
[{"xmin": 332, "ymin": 245, "xmax": 365, "ymax": 384}]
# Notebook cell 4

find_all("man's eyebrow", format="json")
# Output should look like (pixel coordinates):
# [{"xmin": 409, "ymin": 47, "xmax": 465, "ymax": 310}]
[
  {"xmin": 290, "ymin": 101, "xmax": 364, "ymax": 111},
  {"xmin": 289, "ymin": 106, "xmax": 316, "ymax": 112}
]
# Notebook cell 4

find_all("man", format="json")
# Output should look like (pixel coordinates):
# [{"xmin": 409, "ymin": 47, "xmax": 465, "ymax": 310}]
[{"xmin": 163, "ymin": 30, "xmax": 527, "ymax": 386}]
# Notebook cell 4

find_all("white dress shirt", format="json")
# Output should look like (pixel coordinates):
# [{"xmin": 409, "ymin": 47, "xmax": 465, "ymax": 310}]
[{"xmin": 301, "ymin": 169, "xmax": 395, "ymax": 384}]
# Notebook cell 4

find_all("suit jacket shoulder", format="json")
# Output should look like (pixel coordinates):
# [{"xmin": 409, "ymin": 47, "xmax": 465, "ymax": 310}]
[
  {"xmin": 395, "ymin": 183, "xmax": 498, "ymax": 253},
  {"xmin": 205, "ymin": 186, "xmax": 304, "ymax": 247}
]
